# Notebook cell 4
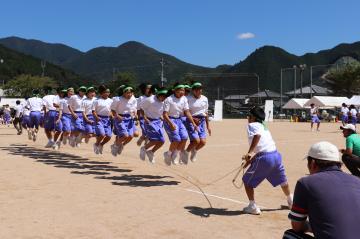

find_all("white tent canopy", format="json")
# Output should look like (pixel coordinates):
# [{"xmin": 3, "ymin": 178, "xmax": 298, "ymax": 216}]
[
  {"xmin": 347, "ymin": 95, "xmax": 360, "ymax": 106},
  {"xmin": 0, "ymin": 98, "xmax": 25, "ymax": 107},
  {"xmin": 304, "ymin": 96, "xmax": 348, "ymax": 108},
  {"xmin": 282, "ymin": 98, "xmax": 310, "ymax": 109}
]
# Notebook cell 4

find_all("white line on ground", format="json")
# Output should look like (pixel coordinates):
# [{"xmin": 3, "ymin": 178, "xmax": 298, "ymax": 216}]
[{"xmin": 183, "ymin": 188, "xmax": 266, "ymax": 209}]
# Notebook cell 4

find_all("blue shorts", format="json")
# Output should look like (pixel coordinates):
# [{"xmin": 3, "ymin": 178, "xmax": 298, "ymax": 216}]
[
  {"xmin": 311, "ymin": 115, "xmax": 320, "ymax": 123},
  {"xmin": 95, "ymin": 116, "xmax": 112, "ymax": 137},
  {"xmin": 22, "ymin": 115, "xmax": 31, "ymax": 128},
  {"xmin": 164, "ymin": 117, "xmax": 188, "ymax": 142},
  {"xmin": 145, "ymin": 119, "xmax": 165, "ymax": 142},
  {"xmin": 4, "ymin": 113, "xmax": 10, "ymax": 123},
  {"xmin": 342, "ymin": 115, "xmax": 349, "ymax": 123},
  {"xmin": 61, "ymin": 113, "xmax": 72, "ymax": 132},
  {"xmin": 84, "ymin": 115, "xmax": 96, "ymax": 134},
  {"xmin": 351, "ymin": 116, "xmax": 357, "ymax": 125},
  {"xmin": 242, "ymin": 151, "xmax": 288, "ymax": 188},
  {"xmin": 185, "ymin": 116, "xmax": 207, "ymax": 141},
  {"xmin": 71, "ymin": 112, "xmax": 85, "ymax": 132},
  {"xmin": 114, "ymin": 115, "xmax": 135, "ymax": 137},
  {"xmin": 44, "ymin": 110, "xmax": 58, "ymax": 131},
  {"xmin": 139, "ymin": 118, "xmax": 147, "ymax": 136},
  {"xmin": 30, "ymin": 111, "xmax": 42, "ymax": 129}
]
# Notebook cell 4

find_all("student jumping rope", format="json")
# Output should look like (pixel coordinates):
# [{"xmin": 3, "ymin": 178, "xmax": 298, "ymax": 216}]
[
  {"xmin": 21, "ymin": 97, "xmax": 32, "ymax": 139},
  {"xmin": 163, "ymin": 83, "xmax": 198, "ymax": 165},
  {"xmin": 81, "ymin": 87, "xmax": 96, "ymax": 144},
  {"xmin": 310, "ymin": 103, "xmax": 320, "ymax": 131},
  {"xmin": 26, "ymin": 89, "xmax": 45, "ymax": 142},
  {"xmin": 139, "ymin": 87, "xmax": 168, "ymax": 163},
  {"xmin": 136, "ymin": 83, "xmax": 152, "ymax": 147},
  {"xmin": 241, "ymin": 106, "xmax": 292, "ymax": 215},
  {"xmin": 92, "ymin": 86, "xmax": 113, "ymax": 155},
  {"xmin": 184, "ymin": 82, "xmax": 211, "ymax": 162},
  {"xmin": 110, "ymin": 86, "xmax": 138, "ymax": 157},
  {"xmin": 68, "ymin": 86, "xmax": 87, "ymax": 147},
  {"xmin": 59, "ymin": 88, "xmax": 75, "ymax": 145},
  {"xmin": 52, "ymin": 89, "xmax": 67, "ymax": 150},
  {"xmin": 42, "ymin": 87, "xmax": 58, "ymax": 148},
  {"xmin": 13, "ymin": 100, "xmax": 23, "ymax": 135}
]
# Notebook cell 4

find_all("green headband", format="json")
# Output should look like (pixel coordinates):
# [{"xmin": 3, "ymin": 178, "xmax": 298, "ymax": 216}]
[
  {"xmin": 78, "ymin": 86, "xmax": 87, "ymax": 92},
  {"xmin": 146, "ymin": 84, "xmax": 152, "ymax": 88},
  {"xmin": 192, "ymin": 82, "xmax": 202, "ymax": 88},
  {"xmin": 156, "ymin": 89, "xmax": 168, "ymax": 95},
  {"xmin": 173, "ymin": 84, "xmax": 185, "ymax": 90},
  {"xmin": 123, "ymin": 86, "xmax": 133, "ymax": 92},
  {"xmin": 184, "ymin": 84, "xmax": 191, "ymax": 89},
  {"xmin": 67, "ymin": 87, "xmax": 74, "ymax": 92},
  {"xmin": 61, "ymin": 89, "xmax": 68, "ymax": 93},
  {"xmin": 87, "ymin": 87, "xmax": 95, "ymax": 93}
]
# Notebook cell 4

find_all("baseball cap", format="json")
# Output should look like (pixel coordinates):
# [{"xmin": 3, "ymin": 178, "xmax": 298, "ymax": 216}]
[
  {"xmin": 340, "ymin": 124, "xmax": 356, "ymax": 132},
  {"xmin": 306, "ymin": 141, "xmax": 340, "ymax": 162}
]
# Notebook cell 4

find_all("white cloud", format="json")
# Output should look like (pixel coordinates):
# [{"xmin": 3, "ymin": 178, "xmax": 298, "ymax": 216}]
[{"xmin": 237, "ymin": 32, "xmax": 255, "ymax": 40}]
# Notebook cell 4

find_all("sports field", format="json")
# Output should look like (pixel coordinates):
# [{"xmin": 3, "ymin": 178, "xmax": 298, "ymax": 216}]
[{"xmin": 0, "ymin": 120, "xmax": 345, "ymax": 238}]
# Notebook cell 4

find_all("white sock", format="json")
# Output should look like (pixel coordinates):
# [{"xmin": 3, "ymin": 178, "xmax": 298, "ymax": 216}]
[
  {"xmin": 287, "ymin": 194, "xmax": 293, "ymax": 202},
  {"xmin": 249, "ymin": 200, "xmax": 256, "ymax": 206}
]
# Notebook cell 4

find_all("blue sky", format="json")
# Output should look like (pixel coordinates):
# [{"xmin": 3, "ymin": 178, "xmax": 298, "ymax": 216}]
[{"xmin": 1, "ymin": 0, "xmax": 359, "ymax": 67}]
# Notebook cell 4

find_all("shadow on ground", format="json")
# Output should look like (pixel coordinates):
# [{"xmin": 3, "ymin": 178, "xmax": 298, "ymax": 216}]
[
  {"xmin": 184, "ymin": 205, "xmax": 289, "ymax": 217},
  {"xmin": 0, "ymin": 144, "xmax": 180, "ymax": 188}
]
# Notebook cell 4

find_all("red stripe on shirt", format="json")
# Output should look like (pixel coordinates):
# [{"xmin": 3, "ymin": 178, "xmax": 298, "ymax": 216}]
[{"xmin": 291, "ymin": 204, "xmax": 308, "ymax": 214}]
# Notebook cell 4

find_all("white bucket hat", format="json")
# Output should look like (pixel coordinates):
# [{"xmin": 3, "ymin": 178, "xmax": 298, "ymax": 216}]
[{"xmin": 306, "ymin": 141, "xmax": 341, "ymax": 163}]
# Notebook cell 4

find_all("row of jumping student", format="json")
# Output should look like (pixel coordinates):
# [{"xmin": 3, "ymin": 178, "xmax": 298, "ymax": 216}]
[{"xmin": 21, "ymin": 82, "xmax": 211, "ymax": 165}]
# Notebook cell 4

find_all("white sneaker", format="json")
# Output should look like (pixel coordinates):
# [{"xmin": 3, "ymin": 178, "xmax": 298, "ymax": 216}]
[
  {"xmin": 45, "ymin": 141, "xmax": 54, "ymax": 148},
  {"xmin": 140, "ymin": 146, "xmax": 146, "ymax": 161},
  {"xmin": 171, "ymin": 152, "xmax": 180, "ymax": 165},
  {"xmin": 52, "ymin": 141, "xmax": 61, "ymax": 150},
  {"xmin": 190, "ymin": 149, "xmax": 198, "ymax": 162},
  {"xmin": 180, "ymin": 150, "xmax": 189, "ymax": 165},
  {"xmin": 93, "ymin": 143, "xmax": 100, "ymax": 155},
  {"xmin": 75, "ymin": 143, "xmax": 81, "ymax": 148},
  {"xmin": 243, "ymin": 204, "xmax": 261, "ymax": 215},
  {"xmin": 136, "ymin": 137, "xmax": 144, "ymax": 146},
  {"xmin": 98, "ymin": 144, "xmax": 104, "ymax": 154},
  {"xmin": 117, "ymin": 143, "xmax": 124, "ymax": 155},
  {"xmin": 163, "ymin": 152, "xmax": 172, "ymax": 166},
  {"xmin": 146, "ymin": 150, "xmax": 155, "ymax": 164},
  {"xmin": 32, "ymin": 132, "xmax": 37, "ymax": 142},
  {"xmin": 110, "ymin": 144, "xmax": 119, "ymax": 157}
]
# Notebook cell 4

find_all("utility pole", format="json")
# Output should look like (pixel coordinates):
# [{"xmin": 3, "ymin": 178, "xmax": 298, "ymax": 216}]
[
  {"xmin": 293, "ymin": 65, "xmax": 297, "ymax": 98},
  {"xmin": 0, "ymin": 58, "xmax": 4, "ymax": 87},
  {"xmin": 160, "ymin": 58, "xmax": 166, "ymax": 87}
]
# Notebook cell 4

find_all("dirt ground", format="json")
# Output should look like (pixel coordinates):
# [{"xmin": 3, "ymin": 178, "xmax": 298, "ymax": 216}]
[{"xmin": 0, "ymin": 120, "xmax": 346, "ymax": 238}]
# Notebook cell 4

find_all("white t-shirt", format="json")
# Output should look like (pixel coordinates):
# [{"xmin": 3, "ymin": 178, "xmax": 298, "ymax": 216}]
[
  {"xmin": 81, "ymin": 97, "xmax": 95, "ymax": 116},
  {"xmin": 137, "ymin": 95, "xmax": 147, "ymax": 111},
  {"xmin": 163, "ymin": 95, "xmax": 189, "ymax": 118},
  {"xmin": 68, "ymin": 95, "xmax": 85, "ymax": 112},
  {"xmin": 341, "ymin": 107, "xmax": 349, "ymax": 115},
  {"xmin": 111, "ymin": 96, "xmax": 137, "ymax": 116},
  {"xmin": 42, "ymin": 95, "xmax": 57, "ymax": 111},
  {"xmin": 310, "ymin": 107, "xmax": 318, "ymax": 116},
  {"xmin": 14, "ymin": 104, "xmax": 23, "ymax": 118},
  {"xmin": 26, "ymin": 97, "xmax": 44, "ymax": 112},
  {"xmin": 247, "ymin": 122, "xmax": 276, "ymax": 154},
  {"xmin": 92, "ymin": 98, "xmax": 113, "ymax": 116},
  {"xmin": 350, "ymin": 108, "xmax": 358, "ymax": 117},
  {"xmin": 60, "ymin": 97, "xmax": 71, "ymax": 114},
  {"xmin": 187, "ymin": 95, "xmax": 208, "ymax": 116},
  {"xmin": 141, "ymin": 95, "xmax": 164, "ymax": 119}
]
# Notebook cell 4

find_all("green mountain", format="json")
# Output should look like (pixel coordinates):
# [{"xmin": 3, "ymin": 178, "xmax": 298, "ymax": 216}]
[
  {"xmin": 0, "ymin": 37, "xmax": 214, "ymax": 84},
  {"xmin": 227, "ymin": 42, "xmax": 360, "ymax": 92},
  {"xmin": 1, "ymin": 36, "xmax": 360, "ymax": 93},
  {"xmin": 0, "ymin": 44, "xmax": 88, "ymax": 87},
  {"xmin": 0, "ymin": 36, "xmax": 83, "ymax": 66}
]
